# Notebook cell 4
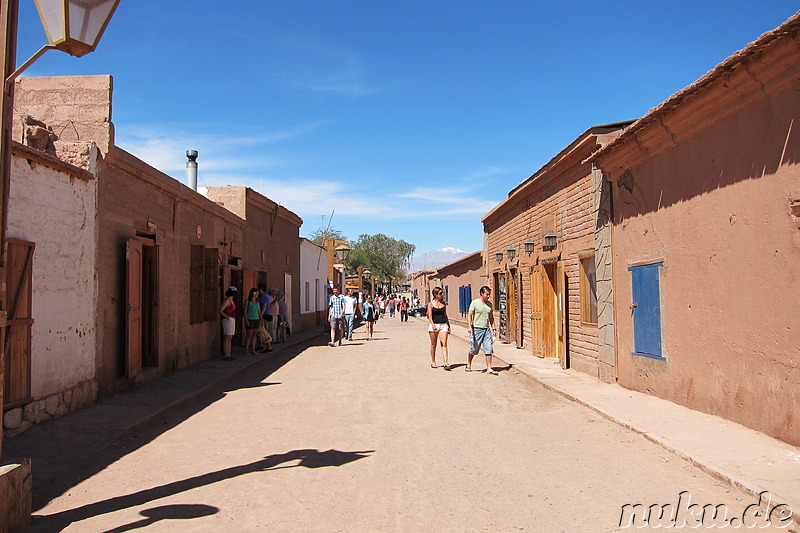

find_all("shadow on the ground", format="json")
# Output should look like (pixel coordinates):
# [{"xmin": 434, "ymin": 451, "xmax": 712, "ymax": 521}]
[
  {"xmin": 222, "ymin": 382, "xmax": 281, "ymax": 392},
  {"xmin": 29, "ymin": 449, "xmax": 374, "ymax": 532},
  {"xmin": 101, "ymin": 504, "xmax": 219, "ymax": 533},
  {"xmin": 10, "ymin": 333, "xmax": 331, "ymax": 516}
]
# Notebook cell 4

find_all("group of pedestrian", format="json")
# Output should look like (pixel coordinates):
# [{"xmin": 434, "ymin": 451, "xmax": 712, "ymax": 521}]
[
  {"xmin": 426, "ymin": 285, "xmax": 498, "ymax": 374},
  {"xmin": 328, "ymin": 287, "xmax": 360, "ymax": 346},
  {"xmin": 219, "ymin": 284, "xmax": 289, "ymax": 360},
  {"xmin": 372, "ymin": 294, "xmax": 411, "ymax": 322}
]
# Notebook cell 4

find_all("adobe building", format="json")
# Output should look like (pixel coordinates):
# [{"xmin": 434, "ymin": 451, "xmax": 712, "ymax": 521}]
[
  {"xmin": 589, "ymin": 13, "xmax": 800, "ymax": 445},
  {"xmin": 12, "ymin": 75, "xmax": 247, "ymax": 398},
  {"xmin": 433, "ymin": 251, "xmax": 485, "ymax": 326},
  {"xmin": 482, "ymin": 122, "xmax": 632, "ymax": 381},
  {"xmin": 410, "ymin": 269, "xmax": 437, "ymax": 304},
  {"xmin": 299, "ymin": 238, "xmax": 328, "ymax": 330},
  {"xmin": 3, "ymin": 142, "xmax": 97, "ymax": 437},
  {"xmin": 202, "ymin": 186, "xmax": 303, "ymax": 338}
]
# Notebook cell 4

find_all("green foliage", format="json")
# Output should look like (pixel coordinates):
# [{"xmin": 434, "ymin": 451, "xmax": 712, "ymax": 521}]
[
  {"xmin": 308, "ymin": 227, "xmax": 347, "ymax": 246},
  {"xmin": 346, "ymin": 233, "xmax": 415, "ymax": 280}
]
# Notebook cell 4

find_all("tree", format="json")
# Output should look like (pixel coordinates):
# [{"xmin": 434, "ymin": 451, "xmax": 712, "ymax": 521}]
[
  {"xmin": 308, "ymin": 227, "xmax": 347, "ymax": 246},
  {"xmin": 346, "ymin": 233, "xmax": 415, "ymax": 281}
]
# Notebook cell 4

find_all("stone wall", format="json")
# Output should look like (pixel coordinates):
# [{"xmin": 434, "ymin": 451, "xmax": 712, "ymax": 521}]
[{"xmin": 2, "ymin": 380, "xmax": 96, "ymax": 438}]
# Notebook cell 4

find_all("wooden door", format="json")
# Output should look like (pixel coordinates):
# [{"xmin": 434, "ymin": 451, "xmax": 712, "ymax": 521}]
[
  {"xmin": 507, "ymin": 269, "xmax": 517, "ymax": 346},
  {"xmin": 529, "ymin": 266, "xmax": 544, "ymax": 357},
  {"xmin": 126, "ymin": 239, "xmax": 142, "ymax": 379},
  {"xmin": 4, "ymin": 240, "xmax": 34, "ymax": 408},
  {"xmin": 556, "ymin": 260, "xmax": 568, "ymax": 368},
  {"xmin": 542, "ymin": 264, "xmax": 557, "ymax": 358}
]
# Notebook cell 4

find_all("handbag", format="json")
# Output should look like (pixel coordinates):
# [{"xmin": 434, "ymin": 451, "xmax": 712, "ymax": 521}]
[{"xmin": 264, "ymin": 314, "xmax": 273, "ymax": 322}]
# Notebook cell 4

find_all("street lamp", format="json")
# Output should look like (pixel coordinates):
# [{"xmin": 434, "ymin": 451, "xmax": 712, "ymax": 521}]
[
  {"xmin": 10, "ymin": 0, "xmax": 121, "ymax": 84},
  {"xmin": 335, "ymin": 243, "xmax": 351, "ymax": 262}
]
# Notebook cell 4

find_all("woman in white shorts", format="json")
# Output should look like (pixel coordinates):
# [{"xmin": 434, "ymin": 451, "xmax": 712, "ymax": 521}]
[
  {"xmin": 426, "ymin": 287, "xmax": 452, "ymax": 370},
  {"xmin": 219, "ymin": 286, "xmax": 238, "ymax": 361}
]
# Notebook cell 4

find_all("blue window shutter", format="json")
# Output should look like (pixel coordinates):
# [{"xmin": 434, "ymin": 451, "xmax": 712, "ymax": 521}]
[{"xmin": 630, "ymin": 263, "xmax": 663, "ymax": 359}]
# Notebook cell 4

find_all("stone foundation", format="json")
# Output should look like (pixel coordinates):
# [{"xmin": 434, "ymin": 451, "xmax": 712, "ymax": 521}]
[
  {"xmin": 2, "ymin": 380, "xmax": 97, "ymax": 438},
  {"xmin": 0, "ymin": 460, "xmax": 31, "ymax": 533}
]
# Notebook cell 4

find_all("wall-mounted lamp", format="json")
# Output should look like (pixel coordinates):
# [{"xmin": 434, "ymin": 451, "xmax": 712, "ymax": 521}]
[
  {"xmin": 506, "ymin": 246, "xmax": 517, "ymax": 260},
  {"xmin": 363, "ymin": 269, "xmax": 372, "ymax": 280},
  {"xmin": 335, "ymin": 243, "xmax": 351, "ymax": 262},
  {"xmin": 524, "ymin": 239, "xmax": 536, "ymax": 255},
  {"xmin": 544, "ymin": 231, "xmax": 557, "ymax": 249},
  {"xmin": 495, "ymin": 250, "xmax": 504, "ymax": 262}
]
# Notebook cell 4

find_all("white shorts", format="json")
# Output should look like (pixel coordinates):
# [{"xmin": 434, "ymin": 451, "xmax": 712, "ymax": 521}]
[
  {"xmin": 222, "ymin": 317, "xmax": 235, "ymax": 336},
  {"xmin": 427, "ymin": 323, "xmax": 450, "ymax": 333}
]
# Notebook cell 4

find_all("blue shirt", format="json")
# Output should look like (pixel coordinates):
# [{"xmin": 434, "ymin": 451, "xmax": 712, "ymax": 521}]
[
  {"xmin": 328, "ymin": 294, "xmax": 345, "ymax": 317},
  {"xmin": 259, "ymin": 293, "xmax": 271, "ymax": 317}
]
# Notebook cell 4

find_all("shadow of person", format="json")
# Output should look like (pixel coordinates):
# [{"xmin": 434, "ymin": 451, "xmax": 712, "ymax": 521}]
[
  {"xmin": 101, "ymin": 504, "xmax": 218, "ymax": 533},
  {"xmin": 30, "ymin": 449, "xmax": 375, "ymax": 532}
]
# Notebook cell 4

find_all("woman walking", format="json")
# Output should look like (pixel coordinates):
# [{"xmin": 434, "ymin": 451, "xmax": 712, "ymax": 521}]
[
  {"xmin": 219, "ymin": 286, "xmax": 237, "ymax": 361},
  {"xmin": 426, "ymin": 287, "xmax": 451, "ymax": 369},
  {"xmin": 362, "ymin": 295, "xmax": 378, "ymax": 340},
  {"xmin": 244, "ymin": 288, "xmax": 262, "ymax": 355}
]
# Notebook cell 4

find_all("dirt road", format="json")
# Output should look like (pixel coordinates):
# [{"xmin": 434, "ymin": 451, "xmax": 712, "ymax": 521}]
[{"xmin": 27, "ymin": 316, "xmax": 769, "ymax": 532}]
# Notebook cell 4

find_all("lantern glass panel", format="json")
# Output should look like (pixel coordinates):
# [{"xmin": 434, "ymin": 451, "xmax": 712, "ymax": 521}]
[
  {"xmin": 70, "ymin": 0, "xmax": 118, "ymax": 47},
  {"xmin": 35, "ymin": 0, "xmax": 66, "ymax": 43},
  {"xmin": 507, "ymin": 247, "xmax": 517, "ymax": 260}
]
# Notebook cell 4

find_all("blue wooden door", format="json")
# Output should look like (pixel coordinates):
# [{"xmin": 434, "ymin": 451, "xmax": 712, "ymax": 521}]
[{"xmin": 630, "ymin": 263, "xmax": 663, "ymax": 359}]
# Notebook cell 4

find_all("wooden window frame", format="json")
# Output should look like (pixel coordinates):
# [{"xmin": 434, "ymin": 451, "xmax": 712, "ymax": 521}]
[{"xmin": 579, "ymin": 252, "xmax": 598, "ymax": 326}]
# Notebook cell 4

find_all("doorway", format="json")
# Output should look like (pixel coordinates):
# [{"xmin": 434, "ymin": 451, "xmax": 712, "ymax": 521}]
[
  {"xmin": 530, "ymin": 261, "xmax": 567, "ymax": 366},
  {"xmin": 125, "ymin": 236, "xmax": 159, "ymax": 379}
]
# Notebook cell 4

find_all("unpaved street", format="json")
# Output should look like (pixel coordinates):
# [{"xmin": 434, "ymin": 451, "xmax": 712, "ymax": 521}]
[{"xmin": 28, "ymin": 317, "xmax": 765, "ymax": 532}]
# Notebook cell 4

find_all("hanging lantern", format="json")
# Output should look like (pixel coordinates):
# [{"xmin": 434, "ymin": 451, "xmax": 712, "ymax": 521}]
[
  {"xmin": 34, "ymin": 0, "xmax": 121, "ymax": 57},
  {"xmin": 524, "ymin": 239, "xmax": 536, "ymax": 255}
]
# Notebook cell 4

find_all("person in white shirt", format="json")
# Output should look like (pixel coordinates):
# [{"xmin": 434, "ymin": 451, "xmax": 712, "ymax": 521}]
[{"xmin": 342, "ymin": 289, "xmax": 358, "ymax": 341}]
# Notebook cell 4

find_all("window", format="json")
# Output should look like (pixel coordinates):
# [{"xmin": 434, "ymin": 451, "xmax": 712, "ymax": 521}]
[
  {"xmin": 459, "ymin": 285, "xmax": 472, "ymax": 315},
  {"xmin": 305, "ymin": 281, "xmax": 310, "ymax": 312},
  {"xmin": 580, "ymin": 255, "xmax": 598, "ymax": 324},
  {"xmin": 189, "ymin": 245, "xmax": 219, "ymax": 324},
  {"xmin": 629, "ymin": 262, "xmax": 664, "ymax": 360}
]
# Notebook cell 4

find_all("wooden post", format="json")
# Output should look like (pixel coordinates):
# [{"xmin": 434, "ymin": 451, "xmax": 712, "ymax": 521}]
[{"xmin": 0, "ymin": 0, "xmax": 19, "ymax": 460}]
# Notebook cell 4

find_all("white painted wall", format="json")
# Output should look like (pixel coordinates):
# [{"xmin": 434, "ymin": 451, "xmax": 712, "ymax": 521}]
[
  {"xmin": 7, "ymin": 153, "xmax": 97, "ymax": 399},
  {"xmin": 300, "ymin": 239, "xmax": 326, "ymax": 314}
]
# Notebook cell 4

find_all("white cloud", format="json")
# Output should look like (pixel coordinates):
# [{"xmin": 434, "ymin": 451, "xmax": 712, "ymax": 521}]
[{"xmin": 116, "ymin": 121, "xmax": 330, "ymax": 173}]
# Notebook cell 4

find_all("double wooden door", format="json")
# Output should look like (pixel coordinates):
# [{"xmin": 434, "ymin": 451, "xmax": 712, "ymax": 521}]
[{"xmin": 529, "ymin": 262, "xmax": 567, "ymax": 367}]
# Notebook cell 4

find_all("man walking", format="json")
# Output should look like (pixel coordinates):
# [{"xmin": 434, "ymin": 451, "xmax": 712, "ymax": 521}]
[
  {"xmin": 328, "ymin": 286, "xmax": 345, "ymax": 347},
  {"xmin": 399, "ymin": 297, "xmax": 409, "ymax": 322},
  {"xmin": 342, "ymin": 288, "xmax": 358, "ymax": 341},
  {"xmin": 466, "ymin": 286, "xmax": 498, "ymax": 374}
]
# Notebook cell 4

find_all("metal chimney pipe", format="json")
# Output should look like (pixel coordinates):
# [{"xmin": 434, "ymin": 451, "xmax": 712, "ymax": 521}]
[{"xmin": 186, "ymin": 150, "xmax": 198, "ymax": 191}]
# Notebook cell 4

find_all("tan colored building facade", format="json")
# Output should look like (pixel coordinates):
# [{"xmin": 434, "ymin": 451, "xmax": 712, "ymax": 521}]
[
  {"xmin": 590, "ymin": 14, "xmax": 800, "ymax": 445},
  {"xmin": 482, "ymin": 123, "xmax": 631, "ymax": 381},
  {"xmin": 203, "ymin": 186, "xmax": 303, "ymax": 336}
]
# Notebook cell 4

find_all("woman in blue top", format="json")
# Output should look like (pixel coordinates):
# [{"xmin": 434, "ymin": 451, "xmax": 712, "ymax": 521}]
[{"xmin": 362, "ymin": 295, "xmax": 378, "ymax": 341}]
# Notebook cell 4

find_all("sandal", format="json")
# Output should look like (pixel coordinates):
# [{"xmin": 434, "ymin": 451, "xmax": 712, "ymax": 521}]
[
  {"xmin": 431, "ymin": 363, "xmax": 437, "ymax": 368},
  {"xmin": 465, "ymin": 366, "xmax": 472, "ymax": 372},
  {"xmin": 487, "ymin": 370, "xmax": 499, "ymax": 375}
]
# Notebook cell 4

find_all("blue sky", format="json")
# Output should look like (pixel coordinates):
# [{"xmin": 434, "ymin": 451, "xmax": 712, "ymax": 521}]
[{"xmin": 15, "ymin": 1, "xmax": 798, "ymax": 255}]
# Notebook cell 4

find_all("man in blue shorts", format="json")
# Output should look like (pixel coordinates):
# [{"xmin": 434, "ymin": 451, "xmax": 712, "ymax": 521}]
[{"xmin": 466, "ymin": 286, "xmax": 498, "ymax": 374}]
